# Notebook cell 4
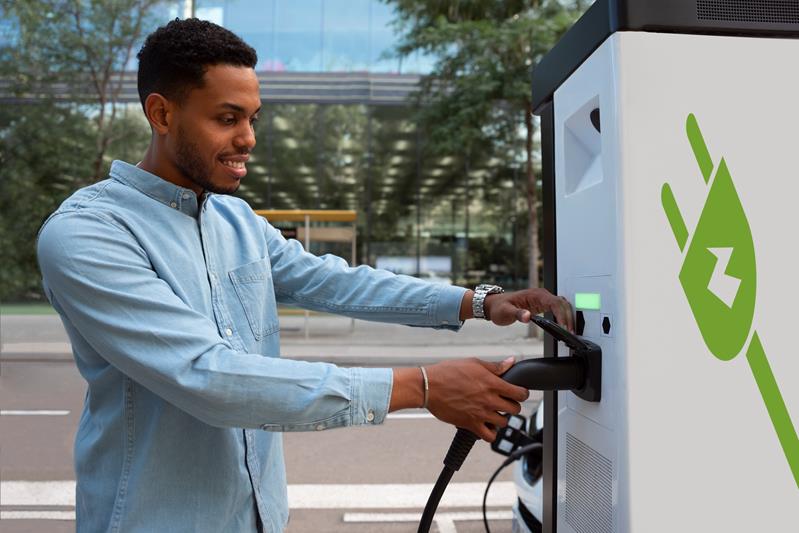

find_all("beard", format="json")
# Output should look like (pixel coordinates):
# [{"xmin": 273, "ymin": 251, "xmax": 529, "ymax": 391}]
[{"xmin": 174, "ymin": 125, "xmax": 241, "ymax": 195}]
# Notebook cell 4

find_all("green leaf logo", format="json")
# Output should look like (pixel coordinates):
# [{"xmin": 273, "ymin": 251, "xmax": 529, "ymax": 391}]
[{"xmin": 662, "ymin": 114, "xmax": 799, "ymax": 487}]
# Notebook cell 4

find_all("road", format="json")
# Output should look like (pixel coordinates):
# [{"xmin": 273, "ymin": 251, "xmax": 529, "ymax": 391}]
[{"xmin": 1, "ymin": 313, "xmax": 544, "ymax": 532}]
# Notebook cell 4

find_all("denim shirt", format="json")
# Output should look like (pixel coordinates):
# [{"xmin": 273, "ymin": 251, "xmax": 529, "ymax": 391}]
[{"xmin": 36, "ymin": 160, "xmax": 466, "ymax": 533}]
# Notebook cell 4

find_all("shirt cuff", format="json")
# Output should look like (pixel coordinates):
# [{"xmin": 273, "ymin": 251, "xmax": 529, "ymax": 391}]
[
  {"xmin": 350, "ymin": 367, "xmax": 393, "ymax": 425},
  {"xmin": 432, "ymin": 284, "xmax": 468, "ymax": 330}
]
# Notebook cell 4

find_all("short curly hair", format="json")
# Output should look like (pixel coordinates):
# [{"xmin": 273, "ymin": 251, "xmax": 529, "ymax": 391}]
[{"xmin": 136, "ymin": 18, "xmax": 257, "ymax": 109}]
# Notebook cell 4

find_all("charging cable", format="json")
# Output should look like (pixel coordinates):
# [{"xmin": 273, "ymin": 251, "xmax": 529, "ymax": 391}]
[{"xmin": 416, "ymin": 315, "xmax": 601, "ymax": 533}]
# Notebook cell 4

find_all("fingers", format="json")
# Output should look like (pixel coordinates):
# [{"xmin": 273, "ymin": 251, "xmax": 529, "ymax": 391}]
[
  {"xmin": 540, "ymin": 293, "xmax": 573, "ymax": 333},
  {"xmin": 485, "ymin": 410, "xmax": 509, "ymax": 429},
  {"xmin": 476, "ymin": 423, "xmax": 498, "ymax": 443},
  {"xmin": 488, "ymin": 356, "xmax": 516, "ymax": 376},
  {"xmin": 504, "ymin": 289, "xmax": 575, "ymax": 333},
  {"xmin": 493, "ymin": 396, "xmax": 523, "ymax": 416},
  {"xmin": 550, "ymin": 295, "xmax": 573, "ymax": 333},
  {"xmin": 515, "ymin": 308, "xmax": 531, "ymax": 323},
  {"xmin": 502, "ymin": 383, "xmax": 530, "ymax": 404}
]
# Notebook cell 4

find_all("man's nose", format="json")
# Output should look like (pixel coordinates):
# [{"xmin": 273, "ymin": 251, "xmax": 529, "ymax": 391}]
[{"xmin": 234, "ymin": 122, "xmax": 256, "ymax": 151}]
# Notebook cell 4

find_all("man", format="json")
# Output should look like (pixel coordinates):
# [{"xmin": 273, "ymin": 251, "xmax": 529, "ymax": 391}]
[{"xmin": 37, "ymin": 18, "xmax": 573, "ymax": 533}]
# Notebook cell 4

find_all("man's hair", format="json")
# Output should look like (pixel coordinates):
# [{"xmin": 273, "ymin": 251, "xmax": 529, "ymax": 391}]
[{"xmin": 136, "ymin": 18, "xmax": 257, "ymax": 109}]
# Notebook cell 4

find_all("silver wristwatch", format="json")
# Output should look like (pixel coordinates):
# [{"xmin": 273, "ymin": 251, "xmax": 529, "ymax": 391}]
[{"xmin": 472, "ymin": 284, "xmax": 504, "ymax": 320}]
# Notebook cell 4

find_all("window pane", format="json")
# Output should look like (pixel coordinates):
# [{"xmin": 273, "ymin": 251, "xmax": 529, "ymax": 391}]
[
  {"xmin": 369, "ymin": 0, "xmax": 400, "ymax": 73},
  {"xmin": 322, "ymin": 0, "xmax": 370, "ymax": 72},
  {"xmin": 275, "ymin": 0, "xmax": 323, "ymax": 71},
  {"xmin": 193, "ymin": 1, "xmax": 277, "ymax": 70}
]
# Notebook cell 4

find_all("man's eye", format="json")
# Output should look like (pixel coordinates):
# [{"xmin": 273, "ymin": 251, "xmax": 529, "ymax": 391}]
[
  {"xmin": 220, "ymin": 116, "xmax": 236, "ymax": 125},
  {"xmin": 250, "ymin": 116, "xmax": 260, "ymax": 125}
]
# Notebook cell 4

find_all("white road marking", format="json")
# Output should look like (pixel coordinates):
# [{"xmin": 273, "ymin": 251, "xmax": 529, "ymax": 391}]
[
  {"xmin": 385, "ymin": 412, "xmax": 434, "ymax": 419},
  {"xmin": 0, "ymin": 410, "xmax": 70, "ymax": 416},
  {"xmin": 1, "ymin": 481, "xmax": 75, "ymax": 506},
  {"xmin": 344, "ymin": 511, "xmax": 513, "ymax": 533},
  {"xmin": 287, "ymin": 482, "xmax": 514, "ymax": 509},
  {"xmin": 0, "ymin": 511, "xmax": 76, "ymax": 520},
  {"xmin": 2, "ymin": 480, "xmax": 515, "ymax": 510}
]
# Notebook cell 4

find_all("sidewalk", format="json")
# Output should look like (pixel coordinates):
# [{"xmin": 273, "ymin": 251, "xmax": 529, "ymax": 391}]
[{"xmin": 0, "ymin": 314, "xmax": 544, "ymax": 366}]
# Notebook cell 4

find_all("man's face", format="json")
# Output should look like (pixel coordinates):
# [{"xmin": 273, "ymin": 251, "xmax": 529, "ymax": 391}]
[{"xmin": 167, "ymin": 65, "xmax": 261, "ymax": 195}]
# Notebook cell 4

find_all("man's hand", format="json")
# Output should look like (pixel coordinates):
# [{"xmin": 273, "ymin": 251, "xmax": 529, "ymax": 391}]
[
  {"xmin": 480, "ymin": 288, "xmax": 574, "ymax": 332},
  {"xmin": 426, "ymin": 357, "xmax": 530, "ymax": 442},
  {"xmin": 390, "ymin": 357, "xmax": 529, "ymax": 442}
]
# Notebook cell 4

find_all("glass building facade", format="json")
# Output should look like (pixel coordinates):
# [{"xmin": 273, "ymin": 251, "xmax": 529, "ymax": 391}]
[
  {"xmin": 195, "ymin": 0, "xmax": 434, "ymax": 73},
  {"xmin": 178, "ymin": 1, "xmax": 527, "ymax": 287},
  {"xmin": 1, "ymin": 1, "xmax": 529, "ymax": 289}
]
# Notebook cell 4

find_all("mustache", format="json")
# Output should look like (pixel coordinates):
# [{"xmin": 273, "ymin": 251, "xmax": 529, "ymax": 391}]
[{"xmin": 219, "ymin": 149, "xmax": 251, "ymax": 157}]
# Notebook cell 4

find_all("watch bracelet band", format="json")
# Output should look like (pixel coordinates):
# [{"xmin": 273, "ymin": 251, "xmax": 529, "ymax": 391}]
[{"xmin": 472, "ymin": 284, "xmax": 504, "ymax": 320}]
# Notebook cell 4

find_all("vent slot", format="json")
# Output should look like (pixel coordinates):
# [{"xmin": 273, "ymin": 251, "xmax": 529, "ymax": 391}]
[
  {"xmin": 564, "ymin": 433, "xmax": 613, "ymax": 533},
  {"xmin": 697, "ymin": 0, "xmax": 799, "ymax": 24}
]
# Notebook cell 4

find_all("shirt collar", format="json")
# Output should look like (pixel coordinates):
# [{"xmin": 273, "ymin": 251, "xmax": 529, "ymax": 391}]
[{"xmin": 109, "ymin": 160, "xmax": 206, "ymax": 217}]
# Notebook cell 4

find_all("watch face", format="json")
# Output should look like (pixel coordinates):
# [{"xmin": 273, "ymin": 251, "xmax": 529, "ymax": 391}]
[{"xmin": 477, "ymin": 284, "xmax": 503, "ymax": 293}]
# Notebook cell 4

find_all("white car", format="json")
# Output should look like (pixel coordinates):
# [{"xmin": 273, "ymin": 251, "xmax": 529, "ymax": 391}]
[{"xmin": 511, "ymin": 406, "xmax": 544, "ymax": 533}]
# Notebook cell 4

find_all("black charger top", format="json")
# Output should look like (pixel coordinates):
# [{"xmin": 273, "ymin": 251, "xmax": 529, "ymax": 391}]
[{"xmin": 532, "ymin": 0, "xmax": 799, "ymax": 112}]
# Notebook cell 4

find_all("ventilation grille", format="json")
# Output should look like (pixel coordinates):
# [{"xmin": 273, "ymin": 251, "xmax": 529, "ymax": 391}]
[
  {"xmin": 697, "ymin": 0, "xmax": 799, "ymax": 24},
  {"xmin": 564, "ymin": 433, "xmax": 613, "ymax": 533}
]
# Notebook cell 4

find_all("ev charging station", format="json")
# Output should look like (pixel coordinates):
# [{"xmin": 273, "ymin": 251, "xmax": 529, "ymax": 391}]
[{"xmin": 529, "ymin": 1, "xmax": 799, "ymax": 531}]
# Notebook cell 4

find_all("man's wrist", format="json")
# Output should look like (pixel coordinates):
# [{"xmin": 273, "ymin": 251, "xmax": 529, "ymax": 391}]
[
  {"xmin": 460, "ymin": 290, "xmax": 475, "ymax": 321},
  {"xmin": 483, "ymin": 293, "xmax": 499, "ymax": 321},
  {"xmin": 388, "ymin": 367, "xmax": 426, "ymax": 412}
]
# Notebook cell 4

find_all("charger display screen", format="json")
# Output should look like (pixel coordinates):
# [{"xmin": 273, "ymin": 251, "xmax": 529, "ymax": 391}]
[{"xmin": 575, "ymin": 292, "xmax": 601, "ymax": 310}]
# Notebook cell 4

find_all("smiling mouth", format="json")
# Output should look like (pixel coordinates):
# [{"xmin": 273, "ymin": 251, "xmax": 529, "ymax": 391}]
[{"xmin": 220, "ymin": 160, "xmax": 246, "ymax": 170}]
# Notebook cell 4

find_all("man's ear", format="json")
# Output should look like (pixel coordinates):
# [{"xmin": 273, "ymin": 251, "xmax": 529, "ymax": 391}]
[{"xmin": 143, "ymin": 93, "xmax": 174, "ymax": 135}]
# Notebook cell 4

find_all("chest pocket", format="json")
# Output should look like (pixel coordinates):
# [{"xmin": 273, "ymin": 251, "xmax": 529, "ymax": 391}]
[{"xmin": 229, "ymin": 258, "xmax": 278, "ymax": 340}]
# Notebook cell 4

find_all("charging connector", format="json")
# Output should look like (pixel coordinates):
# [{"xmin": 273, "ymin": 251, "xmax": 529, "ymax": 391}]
[{"xmin": 416, "ymin": 315, "xmax": 602, "ymax": 533}]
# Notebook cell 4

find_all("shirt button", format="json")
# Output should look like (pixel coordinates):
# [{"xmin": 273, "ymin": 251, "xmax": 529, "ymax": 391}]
[
  {"xmin": 182, "ymin": 192, "xmax": 191, "ymax": 200},
  {"xmin": 170, "ymin": 202, "xmax": 177, "ymax": 208},
  {"xmin": 315, "ymin": 424, "xmax": 324, "ymax": 431},
  {"xmin": 366, "ymin": 410, "xmax": 375, "ymax": 422},
  {"xmin": 225, "ymin": 328, "xmax": 233, "ymax": 337}
]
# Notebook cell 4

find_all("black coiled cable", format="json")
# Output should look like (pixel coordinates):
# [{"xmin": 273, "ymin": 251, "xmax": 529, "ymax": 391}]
[{"xmin": 417, "ymin": 427, "xmax": 478, "ymax": 533}]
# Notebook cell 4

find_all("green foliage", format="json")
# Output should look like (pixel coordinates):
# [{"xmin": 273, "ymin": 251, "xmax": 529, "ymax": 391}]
[
  {"xmin": 0, "ymin": 0, "xmax": 158, "ymax": 301},
  {"xmin": 0, "ymin": 104, "xmax": 94, "ymax": 301},
  {"xmin": 384, "ymin": 0, "xmax": 587, "ymax": 292},
  {"xmin": 2, "ymin": 0, "xmax": 162, "ymax": 97},
  {"xmin": 0, "ymin": 104, "xmax": 151, "ymax": 301},
  {"xmin": 387, "ymin": 0, "xmax": 585, "ymax": 152}
]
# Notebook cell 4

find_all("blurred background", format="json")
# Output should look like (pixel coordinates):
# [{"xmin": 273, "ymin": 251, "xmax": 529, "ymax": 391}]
[
  {"xmin": 0, "ymin": 0, "xmax": 590, "ymax": 306},
  {"xmin": 0, "ymin": 2, "xmax": 589, "ymax": 531}
]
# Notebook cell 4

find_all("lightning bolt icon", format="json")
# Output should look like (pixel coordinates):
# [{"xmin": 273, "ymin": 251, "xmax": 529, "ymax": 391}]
[{"xmin": 707, "ymin": 247, "xmax": 742, "ymax": 308}]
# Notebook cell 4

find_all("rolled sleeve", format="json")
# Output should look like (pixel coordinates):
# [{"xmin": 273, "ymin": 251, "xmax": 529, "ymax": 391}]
[
  {"xmin": 350, "ymin": 367, "xmax": 393, "ymax": 426},
  {"xmin": 431, "ymin": 283, "xmax": 469, "ymax": 331}
]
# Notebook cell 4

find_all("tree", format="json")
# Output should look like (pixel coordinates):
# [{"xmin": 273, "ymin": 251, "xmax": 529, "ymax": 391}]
[
  {"xmin": 0, "ymin": 0, "xmax": 159, "ymax": 301},
  {"xmin": 1, "ymin": 0, "xmax": 165, "ymax": 183},
  {"xmin": 385, "ymin": 0, "xmax": 588, "ymax": 332}
]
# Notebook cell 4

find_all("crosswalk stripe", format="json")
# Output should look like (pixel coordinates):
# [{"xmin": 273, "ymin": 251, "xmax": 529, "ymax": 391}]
[
  {"xmin": 1, "ymin": 481, "xmax": 515, "ymax": 509},
  {"xmin": 0, "ymin": 410, "xmax": 70, "ymax": 416},
  {"xmin": 1, "ymin": 511, "xmax": 76, "ymax": 520},
  {"xmin": 385, "ymin": 412, "xmax": 434, "ymax": 419}
]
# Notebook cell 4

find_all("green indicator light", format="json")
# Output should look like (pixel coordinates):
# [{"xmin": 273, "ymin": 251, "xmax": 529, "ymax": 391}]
[{"xmin": 575, "ymin": 293, "xmax": 601, "ymax": 310}]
